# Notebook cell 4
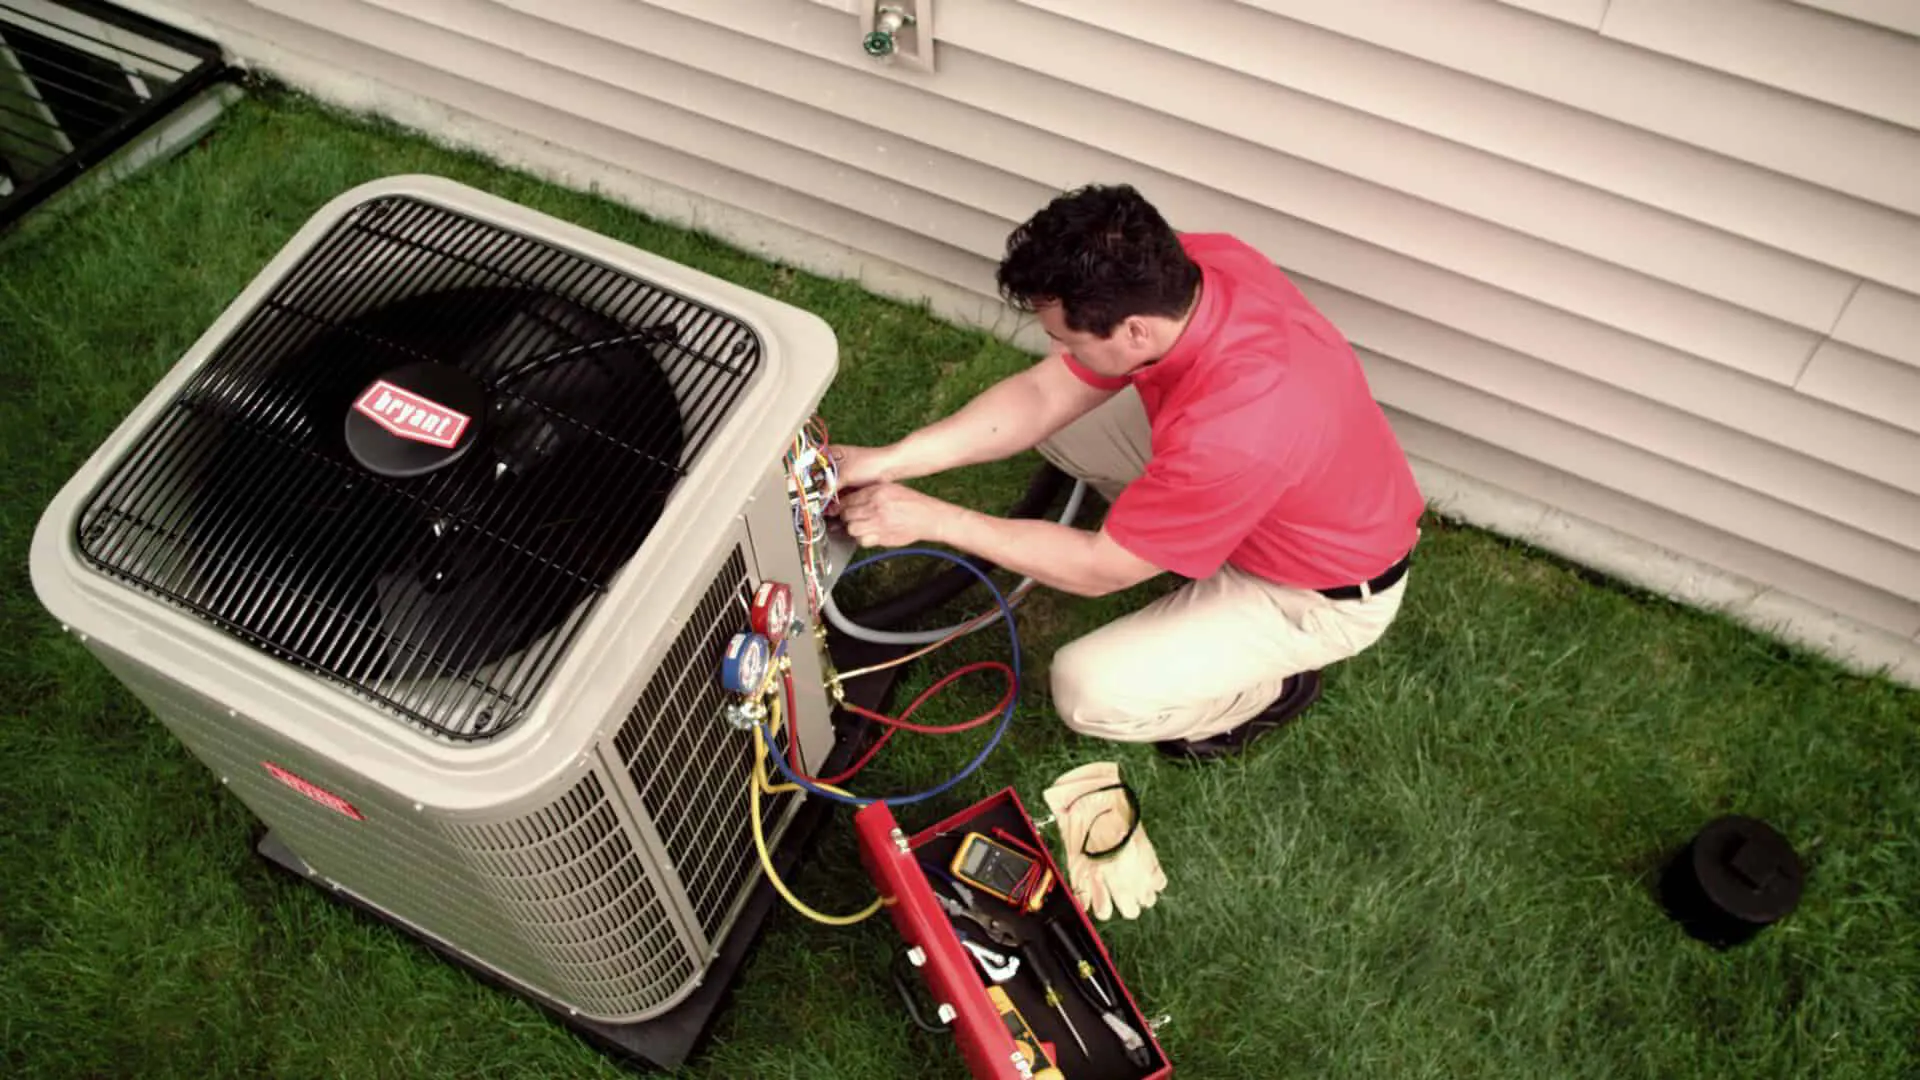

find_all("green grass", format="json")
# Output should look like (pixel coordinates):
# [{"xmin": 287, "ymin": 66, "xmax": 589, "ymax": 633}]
[{"xmin": 4, "ymin": 85, "xmax": 1918, "ymax": 1079}]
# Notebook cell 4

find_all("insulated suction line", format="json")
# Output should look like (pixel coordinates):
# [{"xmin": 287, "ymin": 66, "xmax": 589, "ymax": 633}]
[{"xmin": 823, "ymin": 477, "xmax": 1086, "ymax": 650}]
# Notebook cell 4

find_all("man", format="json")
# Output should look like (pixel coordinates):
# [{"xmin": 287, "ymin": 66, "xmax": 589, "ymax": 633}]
[{"xmin": 831, "ymin": 184, "xmax": 1424, "ymax": 762}]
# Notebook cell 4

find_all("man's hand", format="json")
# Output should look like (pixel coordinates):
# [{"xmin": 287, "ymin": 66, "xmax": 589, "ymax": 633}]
[
  {"xmin": 827, "ymin": 444, "xmax": 897, "ymax": 490},
  {"xmin": 835, "ymin": 480, "xmax": 1162, "ymax": 596},
  {"xmin": 834, "ymin": 482, "xmax": 957, "ymax": 548}
]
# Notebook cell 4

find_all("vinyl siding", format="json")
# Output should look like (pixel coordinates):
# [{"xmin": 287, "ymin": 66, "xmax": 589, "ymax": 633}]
[
  {"xmin": 1797, "ymin": 341, "xmax": 1920, "ymax": 437},
  {"xmin": 122, "ymin": 0, "xmax": 1920, "ymax": 679},
  {"xmin": 1601, "ymin": 0, "xmax": 1920, "ymax": 127},
  {"xmin": 1791, "ymin": 0, "xmax": 1920, "ymax": 37}
]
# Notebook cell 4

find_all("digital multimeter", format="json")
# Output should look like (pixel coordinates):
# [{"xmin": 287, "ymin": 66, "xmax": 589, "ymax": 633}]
[{"xmin": 950, "ymin": 832, "xmax": 1053, "ymax": 910}]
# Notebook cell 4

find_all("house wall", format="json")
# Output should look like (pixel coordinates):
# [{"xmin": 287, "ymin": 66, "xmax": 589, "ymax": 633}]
[{"xmin": 114, "ymin": 0, "xmax": 1920, "ymax": 685}]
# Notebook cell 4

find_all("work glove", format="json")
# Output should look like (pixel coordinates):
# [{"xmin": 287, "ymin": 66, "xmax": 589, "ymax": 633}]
[{"xmin": 1043, "ymin": 762, "xmax": 1166, "ymax": 921}]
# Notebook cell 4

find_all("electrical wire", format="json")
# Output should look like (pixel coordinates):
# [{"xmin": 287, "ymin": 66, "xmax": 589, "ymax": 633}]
[
  {"xmin": 493, "ymin": 326, "xmax": 675, "ymax": 384},
  {"xmin": 787, "ymin": 423, "xmax": 841, "ymax": 617},
  {"xmin": 792, "ymin": 408, "xmax": 1077, "ymax": 648},
  {"xmin": 822, "ymin": 478, "xmax": 1088, "ymax": 647},
  {"xmin": 755, "ymin": 546, "xmax": 1019, "ymax": 808}
]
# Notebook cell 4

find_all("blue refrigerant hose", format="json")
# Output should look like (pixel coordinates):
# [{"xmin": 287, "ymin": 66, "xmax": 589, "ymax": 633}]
[{"xmin": 753, "ymin": 546, "xmax": 1021, "ymax": 808}]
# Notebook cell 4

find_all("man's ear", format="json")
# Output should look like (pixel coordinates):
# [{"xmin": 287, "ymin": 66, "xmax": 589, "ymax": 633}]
[{"xmin": 1123, "ymin": 316, "xmax": 1154, "ymax": 350}]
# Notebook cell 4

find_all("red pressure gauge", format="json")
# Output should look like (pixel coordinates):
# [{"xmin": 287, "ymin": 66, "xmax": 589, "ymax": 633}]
[{"xmin": 750, "ymin": 581, "xmax": 794, "ymax": 646}]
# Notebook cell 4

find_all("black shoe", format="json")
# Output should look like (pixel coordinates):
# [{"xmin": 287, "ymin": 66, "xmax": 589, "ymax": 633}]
[{"xmin": 1154, "ymin": 670, "xmax": 1324, "ymax": 763}]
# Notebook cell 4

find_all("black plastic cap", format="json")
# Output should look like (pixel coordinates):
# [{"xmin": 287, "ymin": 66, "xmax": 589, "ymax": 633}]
[
  {"xmin": 1692, "ymin": 815, "xmax": 1804, "ymax": 922},
  {"xmin": 1659, "ymin": 814, "xmax": 1804, "ymax": 948}
]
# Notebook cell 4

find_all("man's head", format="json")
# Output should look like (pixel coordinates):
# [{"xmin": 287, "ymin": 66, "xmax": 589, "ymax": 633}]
[{"xmin": 995, "ymin": 184, "xmax": 1201, "ymax": 379}]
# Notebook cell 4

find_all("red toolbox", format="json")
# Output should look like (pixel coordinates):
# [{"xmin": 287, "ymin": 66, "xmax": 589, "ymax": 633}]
[{"xmin": 854, "ymin": 787, "xmax": 1172, "ymax": 1080}]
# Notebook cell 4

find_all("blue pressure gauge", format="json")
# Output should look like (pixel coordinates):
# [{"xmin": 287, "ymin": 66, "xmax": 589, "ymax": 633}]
[{"xmin": 720, "ymin": 631, "xmax": 772, "ymax": 695}]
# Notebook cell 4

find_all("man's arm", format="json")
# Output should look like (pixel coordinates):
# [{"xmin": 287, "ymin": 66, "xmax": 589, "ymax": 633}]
[
  {"xmin": 866, "ymin": 352, "xmax": 1115, "ymax": 483},
  {"xmin": 937, "ymin": 508, "xmax": 1161, "ymax": 599}
]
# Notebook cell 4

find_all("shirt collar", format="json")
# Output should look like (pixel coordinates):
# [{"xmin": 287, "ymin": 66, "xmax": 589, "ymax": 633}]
[{"xmin": 1131, "ymin": 263, "xmax": 1218, "ymax": 387}]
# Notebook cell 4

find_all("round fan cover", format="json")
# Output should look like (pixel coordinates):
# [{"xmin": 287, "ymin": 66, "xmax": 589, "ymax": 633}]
[{"xmin": 183, "ymin": 284, "xmax": 687, "ymax": 724}]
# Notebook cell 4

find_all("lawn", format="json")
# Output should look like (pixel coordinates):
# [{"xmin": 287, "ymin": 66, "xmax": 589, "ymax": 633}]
[{"xmin": 3, "ymin": 85, "xmax": 1917, "ymax": 1080}]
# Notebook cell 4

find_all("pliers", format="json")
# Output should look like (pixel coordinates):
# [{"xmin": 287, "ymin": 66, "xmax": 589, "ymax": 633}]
[{"xmin": 932, "ymin": 892, "xmax": 1023, "ymax": 950}]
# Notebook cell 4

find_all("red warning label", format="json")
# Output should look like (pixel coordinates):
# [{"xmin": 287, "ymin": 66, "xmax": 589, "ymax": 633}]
[{"xmin": 263, "ymin": 761, "xmax": 365, "ymax": 821}]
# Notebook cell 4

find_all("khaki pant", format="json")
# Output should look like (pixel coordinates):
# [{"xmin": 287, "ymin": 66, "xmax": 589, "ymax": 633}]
[{"xmin": 1035, "ymin": 388, "xmax": 1410, "ymax": 744}]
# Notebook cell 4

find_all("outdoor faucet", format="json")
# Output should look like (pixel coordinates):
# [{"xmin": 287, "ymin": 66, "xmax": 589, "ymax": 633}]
[{"xmin": 863, "ymin": 4, "xmax": 915, "ymax": 60}]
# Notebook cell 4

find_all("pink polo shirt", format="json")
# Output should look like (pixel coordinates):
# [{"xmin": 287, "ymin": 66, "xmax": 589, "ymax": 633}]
[{"xmin": 1061, "ymin": 233, "xmax": 1424, "ymax": 589}]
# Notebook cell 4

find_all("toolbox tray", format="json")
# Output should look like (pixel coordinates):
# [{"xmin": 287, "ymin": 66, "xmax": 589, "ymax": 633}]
[{"xmin": 855, "ymin": 787, "xmax": 1171, "ymax": 1080}]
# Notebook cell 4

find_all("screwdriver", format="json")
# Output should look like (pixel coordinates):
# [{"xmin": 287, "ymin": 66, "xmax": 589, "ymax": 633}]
[
  {"xmin": 1047, "ymin": 918, "xmax": 1154, "ymax": 1067},
  {"xmin": 1029, "ymin": 953, "xmax": 1089, "ymax": 1058},
  {"xmin": 1046, "ymin": 918, "xmax": 1117, "ymax": 1011}
]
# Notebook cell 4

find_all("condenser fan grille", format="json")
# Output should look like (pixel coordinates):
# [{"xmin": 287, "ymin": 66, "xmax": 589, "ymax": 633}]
[{"xmin": 73, "ymin": 194, "xmax": 764, "ymax": 740}]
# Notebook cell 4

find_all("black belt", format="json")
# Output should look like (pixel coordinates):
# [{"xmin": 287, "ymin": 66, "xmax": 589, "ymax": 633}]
[{"xmin": 1317, "ymin": 551, "xmax": 1411, "ymax": 601}]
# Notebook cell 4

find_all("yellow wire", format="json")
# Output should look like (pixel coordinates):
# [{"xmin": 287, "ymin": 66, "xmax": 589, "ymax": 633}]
[{"xmin": 748, "ymin": 692, "xmax": 884, "ymax": 926}]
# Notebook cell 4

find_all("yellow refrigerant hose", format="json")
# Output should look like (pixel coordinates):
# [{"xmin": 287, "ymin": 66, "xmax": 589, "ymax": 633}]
[{"xmin": 749, "ymin": 690, "xmax": 885, "ymax": 926}]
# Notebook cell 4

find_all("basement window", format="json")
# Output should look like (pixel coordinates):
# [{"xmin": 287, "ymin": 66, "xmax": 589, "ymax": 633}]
[{"xmin": 0, "ymin": 0, "xmax": 225, "ymax": 229}]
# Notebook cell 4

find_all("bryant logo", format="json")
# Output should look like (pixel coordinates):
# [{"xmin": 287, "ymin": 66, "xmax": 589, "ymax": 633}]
[{"xmin": 353, "ymin": 380, "xmax": 471, "ymax": 449}]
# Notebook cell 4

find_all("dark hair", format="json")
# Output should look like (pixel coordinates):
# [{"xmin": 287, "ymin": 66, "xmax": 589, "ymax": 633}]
[{"xmin": 995, "ymin": 184, "xmax": 1200, "ymax": 338}]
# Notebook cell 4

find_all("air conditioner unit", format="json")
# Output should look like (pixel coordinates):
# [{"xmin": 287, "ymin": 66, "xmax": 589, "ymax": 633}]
[{"xmin": 28, "ymin": 175, "xmax": 850, "ymax": 1047}]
